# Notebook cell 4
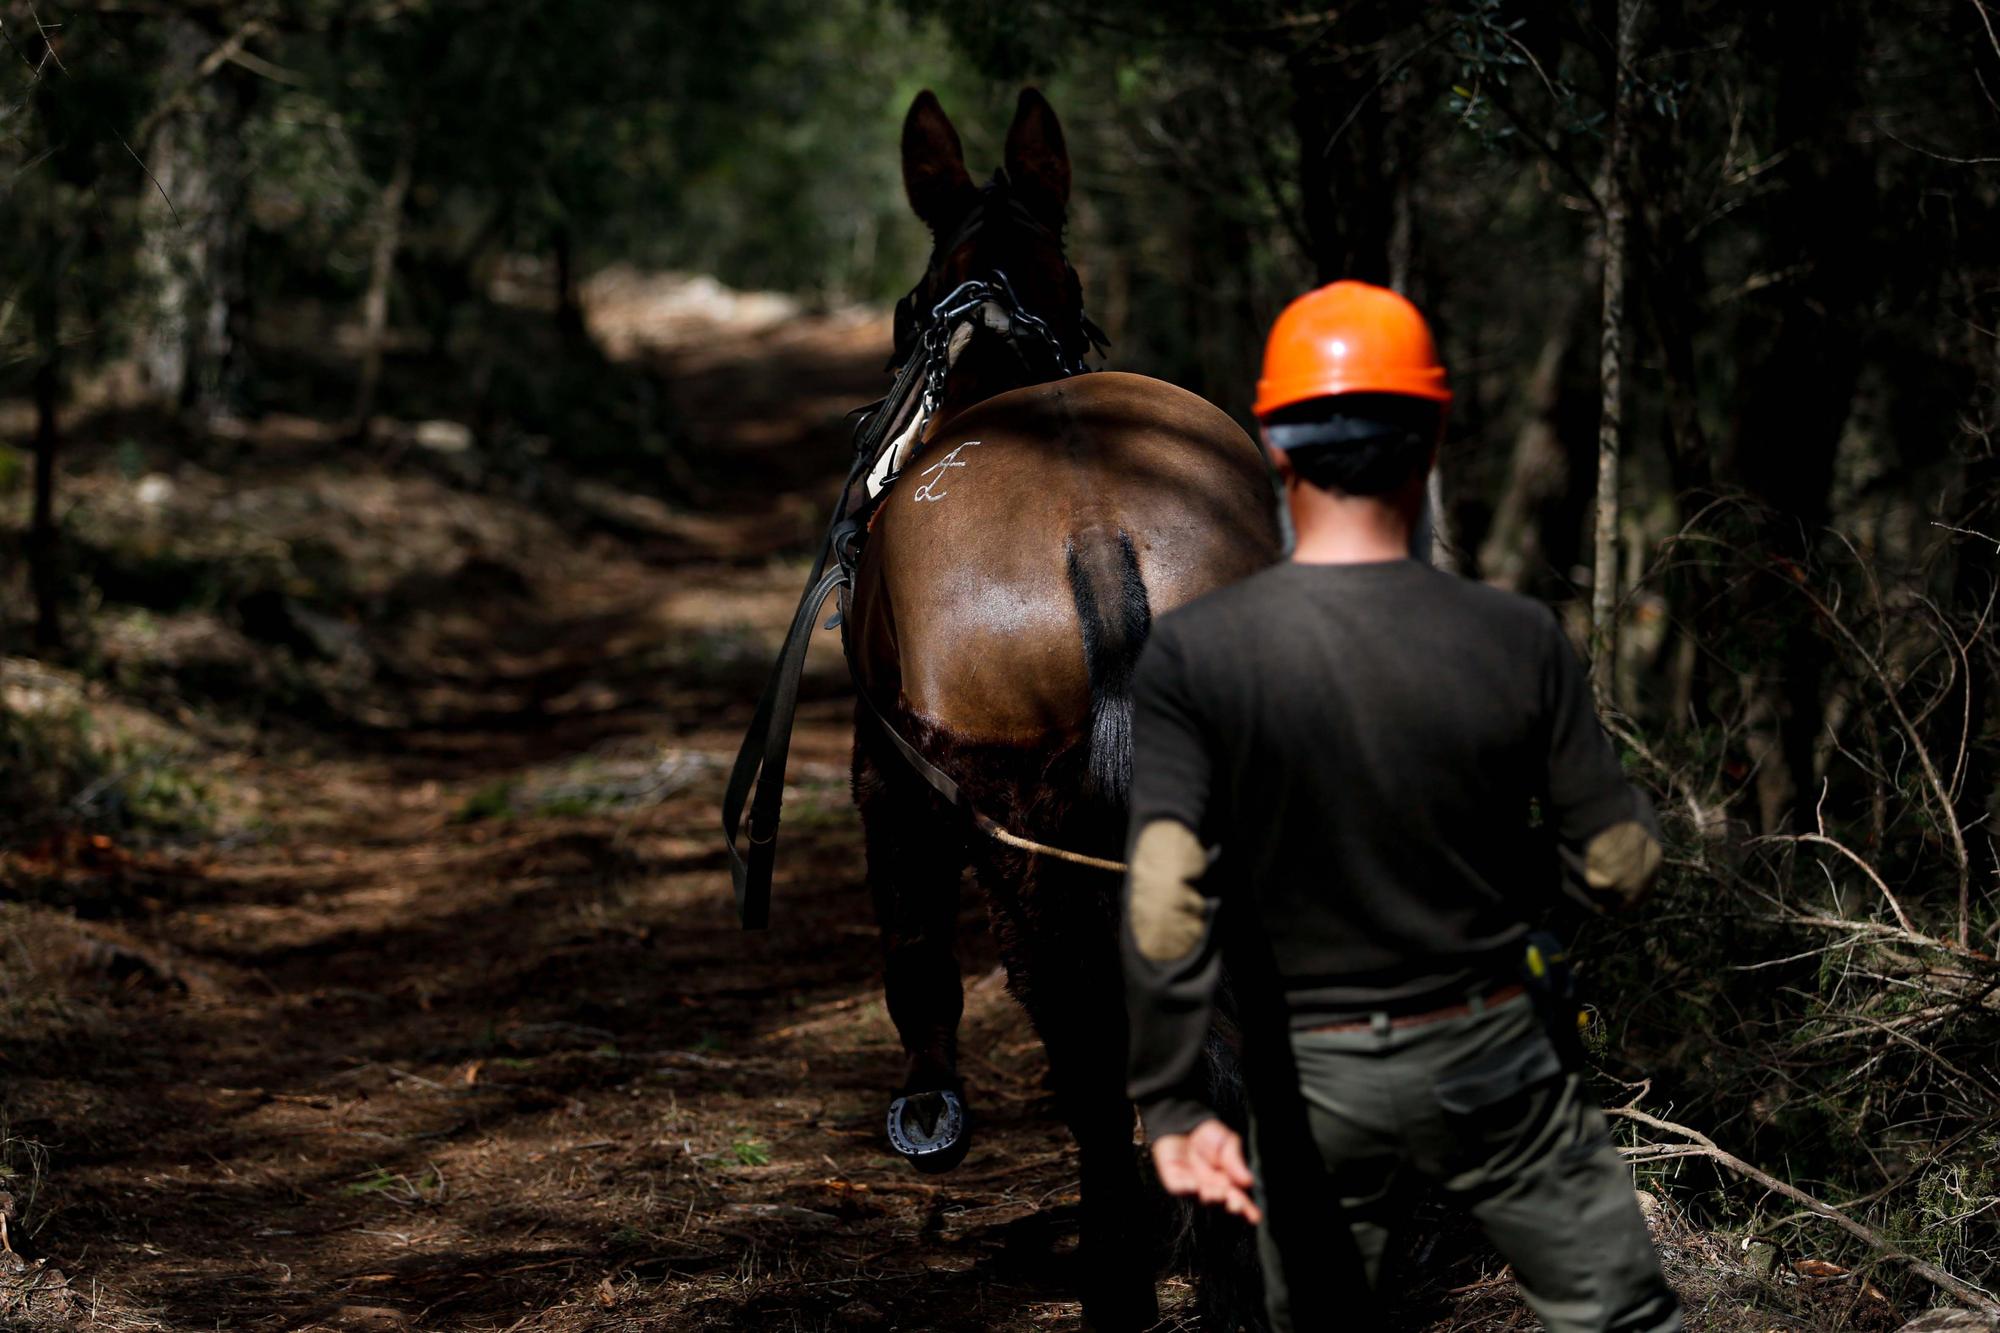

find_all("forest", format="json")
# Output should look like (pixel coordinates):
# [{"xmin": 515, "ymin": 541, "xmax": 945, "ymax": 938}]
[{"xmin": 1, "ymin": 0, "xmax": 1996, "ymax": 1329}]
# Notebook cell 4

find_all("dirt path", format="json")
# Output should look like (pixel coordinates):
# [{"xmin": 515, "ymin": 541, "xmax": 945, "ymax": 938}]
[
  {"xmin": 3, "ymin": 283, "xmax": 1743, "ymax": 1333},
  {"xmin": 0, "ymin": 293, "xmax": 1147, "ymax": 1333}
]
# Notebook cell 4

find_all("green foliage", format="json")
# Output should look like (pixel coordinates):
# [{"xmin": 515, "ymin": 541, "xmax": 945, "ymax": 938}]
[
  {"xmin": 453, "ymin": 778, "xmax": 520, "ymax": 824},
  {"xmin": 340, "ymin": 1166, "xmax": 402, "ymax": 1196},
  {"xmin": 341, "ymin": 1163, "xmax": 446, "ymax": 1205},
  {"xmin": 1907, "ymin": 1139, "xmax": 2000, "ymax": 1280}
]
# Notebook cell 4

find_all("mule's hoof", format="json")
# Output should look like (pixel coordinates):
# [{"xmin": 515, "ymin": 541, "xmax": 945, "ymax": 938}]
[{"xmin": 886, "ymin": 1089, "xmax": 970, "ymax": 1174}]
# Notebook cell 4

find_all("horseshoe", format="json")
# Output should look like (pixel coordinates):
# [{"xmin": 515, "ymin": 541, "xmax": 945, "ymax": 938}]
[{"xmin": 885, "ymin": 1089, "xmax": 971, "ymax": 1174}]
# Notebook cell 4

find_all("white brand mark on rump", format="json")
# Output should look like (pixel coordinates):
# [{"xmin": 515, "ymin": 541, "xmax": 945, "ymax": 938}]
[{"xmin": 913, "ymin": 440, "xmax": 983, "ymax": 502}]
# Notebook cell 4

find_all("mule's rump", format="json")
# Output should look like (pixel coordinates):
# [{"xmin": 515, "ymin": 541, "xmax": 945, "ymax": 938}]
[{"xmin": 850, "ymin": 371, "xmax": 1280, "ymax": 747}]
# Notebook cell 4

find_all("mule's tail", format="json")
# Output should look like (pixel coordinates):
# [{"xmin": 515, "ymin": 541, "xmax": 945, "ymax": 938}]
[{"xmin": 1064, "ymin": 528, "xmax": 1152, "ymax": 806}]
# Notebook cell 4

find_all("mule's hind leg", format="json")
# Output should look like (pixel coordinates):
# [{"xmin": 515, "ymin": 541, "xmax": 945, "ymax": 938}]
[
  {"xmin": 984, "ymin": 851, "xmax": 1161, "ymax": 1332},
  {"xmin": 853, "ymin": 723, "xmax": 972, "ymax": 1172}
]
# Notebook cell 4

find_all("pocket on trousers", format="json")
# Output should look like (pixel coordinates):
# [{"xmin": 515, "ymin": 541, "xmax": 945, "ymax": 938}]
[
  {"xmin": 1430, "ymin": 1021, "xmax": 1574, "ymax": 1181},
  {"xmin": 1433, "ymin": 1025, "xmax": 1565, "ymax": 1117},
  {"xmin": 1429, "ymin": 1025, "xmax": 1571, "ymax": 1183}
]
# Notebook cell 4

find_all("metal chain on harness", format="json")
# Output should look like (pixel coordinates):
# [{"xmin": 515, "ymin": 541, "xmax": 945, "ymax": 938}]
[
  {"xmin": 867, "ymin": 270, "xmax": 1091, "ymax": 501},
  {"xmin": 722, "ymin": 265, "xmax": 1124, "ymax": 932}
]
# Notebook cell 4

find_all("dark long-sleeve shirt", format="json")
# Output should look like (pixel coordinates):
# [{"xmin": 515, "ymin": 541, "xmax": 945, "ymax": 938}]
[{"xmin": 1120, "ymin": 558, "xmax": 1658, "ymax": 1138}]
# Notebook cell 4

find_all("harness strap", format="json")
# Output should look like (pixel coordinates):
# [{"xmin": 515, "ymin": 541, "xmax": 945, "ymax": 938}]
[
  {"xmin": 722, "ymin": 259, "xmax": 1128, "ymax": 930},
  {"xmin": 723, "ymin": 556, "xmax": 1131, "ymax": 931},
  {"xmin": 721, "ymin": 561, "xmax": 851, "ymax": 930}
]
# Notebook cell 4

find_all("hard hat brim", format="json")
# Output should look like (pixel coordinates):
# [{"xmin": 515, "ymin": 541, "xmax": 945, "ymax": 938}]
[{"xmin": 1253, "ymin": 373, "xmax": 1452, "ymax": 420}]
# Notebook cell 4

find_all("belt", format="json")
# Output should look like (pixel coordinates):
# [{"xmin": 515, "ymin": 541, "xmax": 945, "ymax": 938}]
[{"xmin": 1302, "ymin": 983, "xmax": 1526, "ymax": 1036}]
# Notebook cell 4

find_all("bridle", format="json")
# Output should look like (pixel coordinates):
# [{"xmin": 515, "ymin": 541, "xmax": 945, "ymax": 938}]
[
  {"xmin": 889, "ymin": 177, "xmax": 1103, "ymax": 373},
  {"xmin": 914, "ymin": 270, "xmax": 1095, "ymax": 416},
  {"xmin": 721, "ymin": 201, "xmax": 1128, "ymax": 930}
]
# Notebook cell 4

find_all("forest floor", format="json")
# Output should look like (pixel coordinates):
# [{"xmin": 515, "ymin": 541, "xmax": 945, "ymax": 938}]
[{"xmin": 0, "ymin": 277, "xmax": 1862, "ymax": 1332}]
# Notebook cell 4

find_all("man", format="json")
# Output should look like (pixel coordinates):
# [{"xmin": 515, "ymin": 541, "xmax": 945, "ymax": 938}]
[{"xmin": 1120, "ymin": 281, "xmax": 1682, "ymax": 1331}]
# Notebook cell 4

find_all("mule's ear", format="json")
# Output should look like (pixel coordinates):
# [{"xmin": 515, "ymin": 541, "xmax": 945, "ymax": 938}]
[
  {"xmin": 902, "ymin": 90, "xmax": 975, "ymax": 231},
  {"xmin": 1004, "ymin": 88, "xmax": 1070, "ymax": 226}
]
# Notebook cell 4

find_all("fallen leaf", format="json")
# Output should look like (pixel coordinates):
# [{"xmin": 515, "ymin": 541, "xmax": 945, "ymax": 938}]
[{"xmin": 1795, "ymin": 1258, "xmax": 1848, "ymax": 1279}]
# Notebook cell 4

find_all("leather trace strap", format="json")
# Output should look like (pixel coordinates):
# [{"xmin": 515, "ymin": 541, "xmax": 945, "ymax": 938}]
[{"xmin": 720, "ymin": 559, "xmax": 851, "ymax": 930}]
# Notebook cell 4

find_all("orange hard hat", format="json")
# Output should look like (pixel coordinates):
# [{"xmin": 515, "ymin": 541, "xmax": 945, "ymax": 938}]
[{"xmin": 1252, "ymin": 280, "xmax": 1451, "ymax": 418}]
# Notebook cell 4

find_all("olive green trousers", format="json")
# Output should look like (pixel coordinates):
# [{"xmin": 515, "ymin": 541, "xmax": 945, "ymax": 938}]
[{"xmin": 1250, "ymin": 993, "xmax": 1683, "ymax": 1332}]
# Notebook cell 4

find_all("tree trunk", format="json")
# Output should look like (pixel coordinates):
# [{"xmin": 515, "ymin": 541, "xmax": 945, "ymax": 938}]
[
  {"xmin": 1638, "ymin": 0, "xmax": 1715, "ymax": 505},
  {"xmin": 352, "ymin": 136, "xmax": 416, "ymax": 437},
  {"xmin": 1481, "ymin": 295, "xmax": 1582, "ymax": 592},
  {"xmin": 1285, "ymin": 6, "xmax": 1397, "ymax": 286},
  {"xmin": 1288, "ymin": 48, "xmax": 1344, "ymax": 285},
  {"xmin": 1729, "ymin": 0, "xmax": 1873, "ymax": 831},
  {"xmin": 135, "ymin": 18, "xmax": 205, "ymax": 404},
  {"xmin": 1384, "ymin": 76, "xmax": 1457, "ymax": 573},
  {"xmin": 1628, "ymin": 0, "xmax": 1725, "ymax": 740},
  {"xmin": 31, "ymin": 233, "xmax": 62, "ymax": 652},
  {"xmin": 191, "ymin": 69, "xmax": 254, "ymax": 422},
  {"xmin": 135, "ymin": 15, "xmax": 253, "ymax": 419},
  {"xmin": 1591, "ymin": 0, "xmax": 1639, "ymax": 704},
  {"xmin": 554, "ymin": 222, "xmax": 586, "ymax": 340}
]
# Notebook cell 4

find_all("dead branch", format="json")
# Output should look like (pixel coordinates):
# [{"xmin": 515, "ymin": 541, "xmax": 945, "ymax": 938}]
[
  {"xmin": 1765, "ymin": 914, "xmax": 1995, "ymax": 964},
  {"xmin": 1757, "ymin": 832, "xmax": 1917, "ymax": 934},
  {"xmin": 1609, "ymin": 1102, "xmax": 2000, "ymax": 1316},
  {"xmin": 1777, "ymin": 567, "xmax": 1975, "ymax": 947}
]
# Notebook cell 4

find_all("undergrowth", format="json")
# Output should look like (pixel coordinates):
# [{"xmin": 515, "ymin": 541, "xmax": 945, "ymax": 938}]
[
  {"xmin": 0, "ymin": 699, "xmax": 211, "ymax": 843},
  {"xmin": 1577, "ymin": 506, "xmax": 2000, "ymax": 1322}
]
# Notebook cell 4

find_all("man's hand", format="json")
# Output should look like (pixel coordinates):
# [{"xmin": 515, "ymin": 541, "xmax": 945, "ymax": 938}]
[{"xmin": 1149, "ymin": 1118, "xmax": 1262, "ymax": 1225}]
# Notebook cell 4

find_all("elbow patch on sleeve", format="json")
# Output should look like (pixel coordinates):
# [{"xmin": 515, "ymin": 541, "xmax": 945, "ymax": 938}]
[
  {"xmin": 1128, "ymin": 820, "xmax": 1211, "ymax": 962},
  {"xmin": 1584, "ymin": 819, "xmax": 1663, "ymax": 909}
]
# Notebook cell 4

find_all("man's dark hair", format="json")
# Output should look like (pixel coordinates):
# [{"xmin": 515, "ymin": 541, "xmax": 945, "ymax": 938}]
[{"xmin": 1262, "ymin": 393, "xmax": 1441, "ymax": 497}]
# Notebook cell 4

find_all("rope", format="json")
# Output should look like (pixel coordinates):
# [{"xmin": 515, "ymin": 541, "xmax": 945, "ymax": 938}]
[{"xmin": 972, "ymin": 812, "xmax": 1128, "ymax": 874}]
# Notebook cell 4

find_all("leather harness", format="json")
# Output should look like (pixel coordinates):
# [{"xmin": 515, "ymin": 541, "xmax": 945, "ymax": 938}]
[{"xmin": 721, "ymin": 235, "xmax": 1121, "ymax": 931}]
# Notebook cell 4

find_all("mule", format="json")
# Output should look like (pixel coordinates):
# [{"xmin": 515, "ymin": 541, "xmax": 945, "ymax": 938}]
[{"xmin": 848, "ymin": 89, "xmax": 1281, "ymax": 1329}]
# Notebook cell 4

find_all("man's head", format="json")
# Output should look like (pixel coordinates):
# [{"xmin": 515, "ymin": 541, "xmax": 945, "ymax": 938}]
[
  {"xmin": 1252, "ymin": 281, "xmax": 1450, "ymax": 554},
  {"xmin": 1262, "ymin": 392, "xmax": 1442, "ymax": 501}
]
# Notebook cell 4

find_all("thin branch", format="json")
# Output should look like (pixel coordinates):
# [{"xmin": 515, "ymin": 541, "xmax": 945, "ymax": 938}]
[
  {"xmin": 117, "ymin": 129, "xmax": 179, "ymax": 225},
  {"xmin": 135, "ymin": 7, "xmax": 275, "ymax": 144},
  {"xmin": 28, "ymin": 5, "xmax": 66, "ymax": 73},
  {"xmin": 1754, "ymin": 832, "xmax": 1916, "ymax": 934},
  {"xmin": 1764, "ymin": 560, "xmax": 1976, "ymax": 947},
  {"xmin": 224, "ymin": 45, "xmax": 305, "ymax": 86},
  {"xmin": 1870, "ymin": 114, "xmax": 2000, "ymax": 166},
  {"xmin": 1933, "ymin": 522, "xmax": 2000, "ymax": 554},
  {"xmin": 1319, "ymin": 23, "xmax": 1450, "ymax": 161},
  {"xmin": 1977, "ymin": 0, "xmax": 2000, "ymax": 62}
]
